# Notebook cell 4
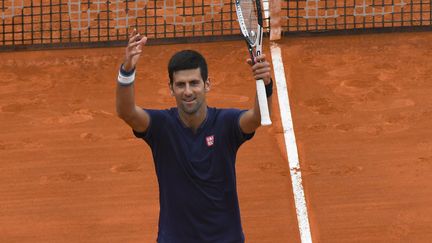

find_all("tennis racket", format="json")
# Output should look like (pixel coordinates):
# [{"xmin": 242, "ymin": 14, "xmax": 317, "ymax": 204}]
[{"xmin": 235, "ymin": 0, "xmax": 271, "ymax": 126}]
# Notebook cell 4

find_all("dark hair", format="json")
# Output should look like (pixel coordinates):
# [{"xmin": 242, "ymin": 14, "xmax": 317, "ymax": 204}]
[{"xmin": 168, "ymin": 50, "xmax": 208, "ymax": 84}]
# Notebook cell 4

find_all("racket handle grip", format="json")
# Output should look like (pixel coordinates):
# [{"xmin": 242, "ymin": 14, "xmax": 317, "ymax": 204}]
[{"xmin": 256, "ymin": 79, "xmax": 272, "ymax": 126}]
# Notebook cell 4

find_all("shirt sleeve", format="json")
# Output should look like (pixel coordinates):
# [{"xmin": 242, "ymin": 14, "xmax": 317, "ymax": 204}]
[
  {"xmin": 224, "ymin": 109, "xmax": 255, "ymax": 148},
  {"xmin": 236, "ymin": 110, "xmax": 255, "ymax": 143},
  {"xmin": 132, "ymin": 109, "xmax": 167, "ymax": 147}
]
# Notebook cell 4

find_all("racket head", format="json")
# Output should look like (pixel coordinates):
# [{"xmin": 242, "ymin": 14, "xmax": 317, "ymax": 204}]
[{"xmin": 235, "ymin": 0, "xmax": 263, "ymax": 47}]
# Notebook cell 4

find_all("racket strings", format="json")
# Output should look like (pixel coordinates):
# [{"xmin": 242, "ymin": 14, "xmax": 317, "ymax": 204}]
[{"xmin": 238, "ymin": 0, "xmax": 259, "ymax": 43}]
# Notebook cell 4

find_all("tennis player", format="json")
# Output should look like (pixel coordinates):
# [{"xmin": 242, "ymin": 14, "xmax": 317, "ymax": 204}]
[{"xmin": 116, "ymin": 29, "xmax": 273, "ymax": 243}]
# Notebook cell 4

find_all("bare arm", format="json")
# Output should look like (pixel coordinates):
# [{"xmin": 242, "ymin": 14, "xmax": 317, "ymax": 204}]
[
  {"xmin": 239, "ymin": 54, "xmax": 273, "ymax": 134},
  {"xmin": 116, "ymin": 29, "xmax": 150, "ymax": 133}
]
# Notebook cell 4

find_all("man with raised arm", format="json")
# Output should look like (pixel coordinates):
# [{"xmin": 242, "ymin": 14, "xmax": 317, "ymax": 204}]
[{"xmin": 116, "ymin": 29, "xmax": 273, "ymax": 243}]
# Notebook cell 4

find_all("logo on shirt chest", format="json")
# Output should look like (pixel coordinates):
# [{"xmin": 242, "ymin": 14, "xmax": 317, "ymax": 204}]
[{"xmin": 205, "ymin": 135, "xmax": 215, "ymax": 147}]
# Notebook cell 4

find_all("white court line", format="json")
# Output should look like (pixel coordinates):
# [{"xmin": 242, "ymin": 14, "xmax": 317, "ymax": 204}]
[{"xmin": 270, "ymin": 43, "xmax": 313, "ymax": 243}]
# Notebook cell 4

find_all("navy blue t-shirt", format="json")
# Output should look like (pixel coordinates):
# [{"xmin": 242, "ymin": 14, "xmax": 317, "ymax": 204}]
[{"xmin": 133, "ymin": 107, "xmax": 254, "ymax": 243}]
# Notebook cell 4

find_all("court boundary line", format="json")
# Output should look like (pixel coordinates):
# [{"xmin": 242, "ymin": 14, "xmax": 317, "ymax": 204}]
[{"xmin": 270, "ymin": 43, "xmax": 313, "ymax": 243}]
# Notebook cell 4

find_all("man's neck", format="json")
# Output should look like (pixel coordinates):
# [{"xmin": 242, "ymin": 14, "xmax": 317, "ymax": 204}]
[{"xmin": 178, "ymin": 106, "xmax": 208, "ymax": 133}]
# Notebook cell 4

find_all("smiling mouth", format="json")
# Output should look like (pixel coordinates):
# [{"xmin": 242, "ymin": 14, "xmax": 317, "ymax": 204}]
[{"xmin": 183, "ymin": 99, "xmax": 196, "ymax": 103}]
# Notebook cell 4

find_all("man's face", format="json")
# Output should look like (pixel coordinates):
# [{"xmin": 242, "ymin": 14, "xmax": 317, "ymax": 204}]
[{"xmin": 170, "ymin": 68, "xmax": 210, "ymax": 115}]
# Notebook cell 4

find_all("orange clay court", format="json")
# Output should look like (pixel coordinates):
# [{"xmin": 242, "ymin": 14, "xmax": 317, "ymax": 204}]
[{"xmin": 1, "ymin": 31, "xmax": 432, "ymax": 242}]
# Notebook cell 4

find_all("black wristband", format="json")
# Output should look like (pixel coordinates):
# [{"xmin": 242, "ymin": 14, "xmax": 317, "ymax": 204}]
[
  {"xmin": 265, "ymin": 78, "xmax": 273, "ymax": 97},
  {"xmin": 120, "ymin": 64, "xmax": 135, "ymax": 77}
]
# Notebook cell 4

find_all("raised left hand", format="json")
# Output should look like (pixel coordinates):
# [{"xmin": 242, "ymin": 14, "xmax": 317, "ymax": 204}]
[{"xmin": 246, "ymin": 54, "xmax": 272, "ymax": 85}]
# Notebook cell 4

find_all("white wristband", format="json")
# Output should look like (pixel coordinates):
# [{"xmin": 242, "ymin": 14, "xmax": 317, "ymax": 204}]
[{"xmin": 117, "ymin": 70, "xmax": 136, "ymax": 86}]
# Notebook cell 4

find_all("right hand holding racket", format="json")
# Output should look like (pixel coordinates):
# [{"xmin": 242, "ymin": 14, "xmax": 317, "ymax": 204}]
[{"xmin": 123, "ymin": 29, "xmax": 147, "ymax": 72}]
